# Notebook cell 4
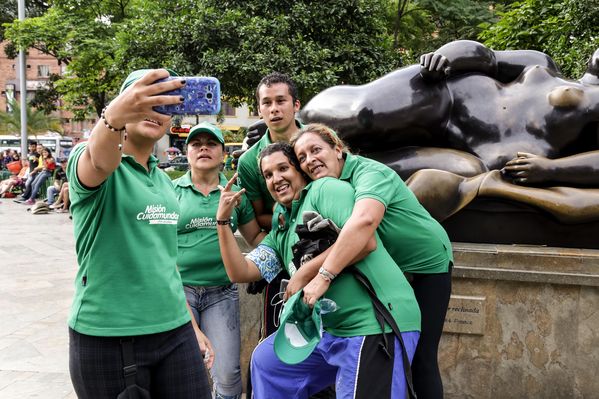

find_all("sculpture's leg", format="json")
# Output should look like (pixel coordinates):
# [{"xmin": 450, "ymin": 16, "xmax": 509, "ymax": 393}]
[{"xmin": 478, "ymin": 170, "xmax": 599, "ymax": 224}]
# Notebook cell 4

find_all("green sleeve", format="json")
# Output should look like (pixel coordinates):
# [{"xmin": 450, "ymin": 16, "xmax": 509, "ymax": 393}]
[
  {"xmin": 236, "ymin": 187, "xmax": 256, "ymax": 225},
  {"xmin": 351, "ymin": 164, "xmax": 397, "ymax": 208},
  {"xmin": 66, "ymin": 142, "xmax": 103, "ymax": 202},
  {"xmin": 237, "ymin": 152, "xmax": 263, "ymax": 202}
]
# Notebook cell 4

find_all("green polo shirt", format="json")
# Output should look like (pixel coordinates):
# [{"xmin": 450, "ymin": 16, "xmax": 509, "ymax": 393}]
[
  {"xmin": 67, "ymin": 143, "xmax": 190, "ymax": 336},
  {"xmin": 341, "ymin": 153, "xmax": 452, "ymax": 274},
  {"xmin": 262, "ymin": 178, "xmax": 420, "ymax": 337},
  {"xmin": 173, "ymin": 172, "xmax": 255, "ymax": 286},
  {"xmin": 237, "ymin": 120, "xmax": 303, "ymax": 213}
]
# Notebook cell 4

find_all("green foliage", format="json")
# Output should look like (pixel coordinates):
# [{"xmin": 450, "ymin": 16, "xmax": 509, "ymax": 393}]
[
  {"xmin": 166, "ymin": 170, "xmax": 186, "ymax": 180},
  {"xmin": 3, "ymin": 0, "xmax": 517, "ymax": 119},
  {"xmin": 30, "ymin": 74, "xmax": 61, "ymax": 115},
  {"xmin": 479, "ymin": 0, "xmax": 599, "ymax": 78},
  {"xmin": 0, "ymin": 98, "xmax": 63, "ymax": 135},
  {"xmin": 223, "ymin": 129, "xmax": 246, "ymax": 143},
  {"xmin": 0, "ymin": 0, "xmax": 48, "ymax": 41},
  {"xmin": 3, "ymin": 1, "xmax": 141, "ymax": 119},
  {"xmin": 384, "ymin": 0, "xmax": 500, "ymax": 63},
  {"xmin": 117, "ymin": 0, "xmax": 401, "ymax": 105}
]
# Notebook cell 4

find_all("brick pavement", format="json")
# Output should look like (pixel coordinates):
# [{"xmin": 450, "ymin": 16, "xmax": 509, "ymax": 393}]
[{"xmin": 0, "ymin": 199, "xmax": 76, "ymax": 398}]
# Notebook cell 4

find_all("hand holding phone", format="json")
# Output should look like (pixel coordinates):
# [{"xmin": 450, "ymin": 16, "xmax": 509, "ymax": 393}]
[
  {"xmin": 279, "ymin": 279, "xmax": 289, "ymax": 294},
  {"xmin": 154, "ymin": 76, "xmax": 221, "ymax": 116}
]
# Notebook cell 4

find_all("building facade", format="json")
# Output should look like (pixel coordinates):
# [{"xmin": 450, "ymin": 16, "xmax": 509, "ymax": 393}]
[{"xmin": 0, "ymin": 41, "xmax": 96, "ymax": 140}]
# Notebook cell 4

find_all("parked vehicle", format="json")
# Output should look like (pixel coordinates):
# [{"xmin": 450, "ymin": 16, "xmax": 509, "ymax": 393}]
[
  {"xmin": 0, "ymin": 134, "xmax": 73, "ymax": 158},
  {"xmin": 158, "ymin": 155, "xmax": 189, "ymax": 171}
]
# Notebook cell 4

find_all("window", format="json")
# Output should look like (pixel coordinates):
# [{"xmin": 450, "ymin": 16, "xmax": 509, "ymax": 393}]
[
  {"xmin": 37, "ymin": 65, "xmax": 50, "ymax": 77},
  {"xmin": 222, "ymin": 101, "xmax": 236, "ymax": 116}
]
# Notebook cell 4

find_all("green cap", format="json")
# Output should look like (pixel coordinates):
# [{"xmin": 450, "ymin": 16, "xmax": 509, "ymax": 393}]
[
  {"xmin": 186, "ymin": 122, "xmax": 225, "ymax": 146},
  {"xmin": 273, "ymin": 291, "xmax": 322, "ymax": 365},
  {"xmin": 119, "ymin": 68, "xmax": 179, "ymax": 94}
]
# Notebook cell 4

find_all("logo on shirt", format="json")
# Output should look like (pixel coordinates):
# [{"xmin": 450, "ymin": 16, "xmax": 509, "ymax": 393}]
[
  {"xmin": 185, "ymin": 217, "xmax": 217, "ymax": 230},
  {"xmin": 136, "ymin": 204, "xmax": 179, "ymax": 225}
]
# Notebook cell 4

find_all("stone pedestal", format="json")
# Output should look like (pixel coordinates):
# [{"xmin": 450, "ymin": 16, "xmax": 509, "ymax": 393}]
[{"xmin": 442, "ymin": 243, "xmax": 599, "ymax": 399}]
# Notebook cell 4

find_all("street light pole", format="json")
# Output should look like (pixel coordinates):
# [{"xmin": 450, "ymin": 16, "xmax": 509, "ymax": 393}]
[{"xmin": 18, "ymin": 0, "xmax": 27, "ymax": 157}]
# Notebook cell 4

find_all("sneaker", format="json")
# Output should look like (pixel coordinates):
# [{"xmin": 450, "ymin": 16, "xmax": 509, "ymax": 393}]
[{"xmin": 24, "ymin": 199, "xmax": 35, "ymax": 205}]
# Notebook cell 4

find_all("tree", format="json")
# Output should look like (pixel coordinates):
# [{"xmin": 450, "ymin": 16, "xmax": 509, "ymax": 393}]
[
  {"xmin": 0, "ymin": 0, "xmax": 49, "ymax": 41},
  {"xmin": 0, "ymin": 98, "xmax": 62, "ymax": 136},
  {"xmin": 478, "ymin": 0, "xmax": 599, "ymax": 78},
  {"xmin": 4, "ymin": 0, "xmax": 143, "ymax": 119},
  {"xmin": 384, "ymin": 0, "xmax": 502, "ymax": 63},
  {"xmin": 117, "ymin": 0, "xmax": 402, "ymax": 106}
]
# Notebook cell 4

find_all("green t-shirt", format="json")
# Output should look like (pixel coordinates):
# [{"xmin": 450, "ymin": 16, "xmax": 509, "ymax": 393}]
[
  {"xmin": 237, "ymin": 120, "xmax": 303, "ymax": 213},
  {"xmin": 173, "ymin": 171, "xmax": 255, "ymax": 286},
  {"xmin": 67, "ymin": 143, "xmax": 190, "ymax": 336},
  {"xmin": 341, "ymin": 153, "xmax": 452, "ymax": 274},
  {"xmin": 262, "ymin": 178, "xmax": 420, "ymax": 337}
]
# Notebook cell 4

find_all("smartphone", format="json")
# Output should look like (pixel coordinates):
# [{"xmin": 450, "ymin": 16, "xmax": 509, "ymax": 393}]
[
  {"xmin": 279, "ymin": 279, "xmax": 289, "ymax": 294},
  {"xmin": 153, "ymin": 76, "xmax": 221, "ymax": 116}
]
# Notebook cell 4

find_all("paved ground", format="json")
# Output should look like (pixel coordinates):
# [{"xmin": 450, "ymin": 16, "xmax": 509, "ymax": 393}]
[
  {"xmin": 0, "ymin": 199, "xmax": 255, "ymax": 399},
  {"xmin": 0, "ymin": 199, "xmax": 76, "ymax": 398}
]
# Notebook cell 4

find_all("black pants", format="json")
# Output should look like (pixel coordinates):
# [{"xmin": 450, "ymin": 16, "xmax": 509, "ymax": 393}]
[
  {"xmin": 69, "ymin": 322, "xmax": 211, "ymax": 399},
  {"xmin": 409, "ymin": 264, "xmax": 453, "ymax": 399}
]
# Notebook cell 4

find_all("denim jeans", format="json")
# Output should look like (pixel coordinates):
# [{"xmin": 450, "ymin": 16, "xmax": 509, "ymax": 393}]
[
  {"xmin": 184, "ymin": 284, "xmax": 242, "ymax": 399},
  {"xmin": 47, "ymin": 185, "xmax": 59, "ymax": 205},
  {"xmin": 26, "ymin": 170, "xmax": 51, "ymax": 201}
]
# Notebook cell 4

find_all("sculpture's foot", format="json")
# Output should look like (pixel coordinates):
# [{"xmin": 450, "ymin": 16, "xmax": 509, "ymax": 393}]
[{"xmin": 406, "ymin": 169, "xmax": 485, "ymax": 222}]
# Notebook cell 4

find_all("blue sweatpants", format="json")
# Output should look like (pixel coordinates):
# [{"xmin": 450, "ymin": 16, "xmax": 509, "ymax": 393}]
[{"xmin": 251, "ymin": 330, "xmax": 419, "ymax": 399}]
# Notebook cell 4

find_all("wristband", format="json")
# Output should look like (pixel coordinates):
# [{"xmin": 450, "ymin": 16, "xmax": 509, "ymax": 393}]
[
  {"xmin": 318, "ymin": 266, "xmax": 337, "ymax": 282},
  {"xmin": 100, "ymin": 106, "xmax": 126, "ymax": 132},
  {"xmin": 216, "ymin": 219, "xmax": 231, "ymax": 225}
]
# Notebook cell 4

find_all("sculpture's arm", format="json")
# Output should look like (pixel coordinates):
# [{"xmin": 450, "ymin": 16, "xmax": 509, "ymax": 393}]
[
  {"xmin": 502, "ymin": 151, "xmax": 599, "ymax": 186},
  {"xmin": 420, "ymin": 40, "xmax": 559, "ymax": 83}
]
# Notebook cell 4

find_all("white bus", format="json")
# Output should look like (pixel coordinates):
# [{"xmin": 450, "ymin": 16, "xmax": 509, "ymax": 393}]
[{"xmin": 0, "ymin": 134, "xmax": 74, "ymax": 158}]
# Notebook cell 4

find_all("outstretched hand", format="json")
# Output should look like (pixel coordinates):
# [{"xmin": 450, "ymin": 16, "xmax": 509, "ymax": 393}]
[
  {"xmin": 216, "ymin": 173, "xmax": 245, "ymax": 220},
  {"xmin": 420, "ymin": 52, "xmax": 450, "ymax": 80},
  {"xmin": 246, "ymin": 119, "xmax": 268, "ymax": 147},
  {"xmin": 502, "ymin": 152, "xmax": 554, "ymax": 184}
]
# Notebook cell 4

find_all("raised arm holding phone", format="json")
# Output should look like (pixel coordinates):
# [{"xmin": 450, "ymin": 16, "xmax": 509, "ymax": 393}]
[{"xmin": 67, "ymin": 69, "xmax": 213, "ymax": 398}]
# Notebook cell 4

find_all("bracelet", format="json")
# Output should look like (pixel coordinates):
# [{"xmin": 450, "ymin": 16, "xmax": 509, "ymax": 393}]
[
  {"xmin": 318, "ymin": 266, "xmax": 337, "ymax": 282},
  {"xmin": 216, "ymin": 219, "xmax": 231, "ymax": 225},
  {"xmin": 100, "ymin": 106, "xmax": 126, "ymax": 132}
]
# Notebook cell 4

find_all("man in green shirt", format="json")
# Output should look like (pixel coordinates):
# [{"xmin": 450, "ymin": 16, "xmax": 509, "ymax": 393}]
[
  {"xmin": 238, "ymin": 72, "xmax": 302, "ymax": 230},
  {"xmin": 237, "ymin": 72, "xmax": 305, "ymax": 335}
]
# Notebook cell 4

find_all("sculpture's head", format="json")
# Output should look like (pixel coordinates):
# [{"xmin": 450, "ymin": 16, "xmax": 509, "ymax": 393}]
[
  {"xmin": 291, "ymin": 123, "xmax": 348, "ymax": 180},
  {"xmin": 259, "ymin": 142, "xmax": 308, "ymax": 208}
]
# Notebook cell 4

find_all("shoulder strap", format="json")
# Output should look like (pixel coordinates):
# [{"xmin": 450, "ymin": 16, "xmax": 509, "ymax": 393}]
[
  {"xmin": 120, "ymin": 339, "xmax": 138, "ymax": 388},
  {"xmin": 350, "ymin": 267, "xmax": 417, "ymax": 399}
]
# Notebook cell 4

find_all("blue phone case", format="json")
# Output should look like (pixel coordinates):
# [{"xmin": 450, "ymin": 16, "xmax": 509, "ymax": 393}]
[{"xmin": 154, "ymin": 77, "xmax": 221, "ymax": 115}]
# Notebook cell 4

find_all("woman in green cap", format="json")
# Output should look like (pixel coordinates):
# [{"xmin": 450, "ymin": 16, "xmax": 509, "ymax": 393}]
[
  {"xmin": 173, "ymin": 121, "xmax": 264, "ymax": 399},
  {"xmin": 66, "ymin": 69, "xmax": 212, "ymax": 398}
]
